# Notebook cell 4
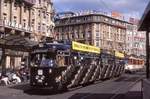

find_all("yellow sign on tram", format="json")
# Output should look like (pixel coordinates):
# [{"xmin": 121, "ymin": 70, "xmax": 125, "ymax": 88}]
[
  {"xmin": 115, "ymin": 51, "xmax": 124, "ymax": 58},
  {"xmin": 72, "ymin": 41, "xmax": 100, "ymax": 54}
]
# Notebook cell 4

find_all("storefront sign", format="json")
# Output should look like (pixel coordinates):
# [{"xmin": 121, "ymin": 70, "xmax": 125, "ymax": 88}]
[{"xmin": 72, "ymin": 41, "xmax": 100, "ymax": 54}]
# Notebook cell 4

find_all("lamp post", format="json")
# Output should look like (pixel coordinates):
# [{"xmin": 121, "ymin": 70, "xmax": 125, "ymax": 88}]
[{"xmin": 146, "ymin": 28, "xmax": 150, "ymax": 79}]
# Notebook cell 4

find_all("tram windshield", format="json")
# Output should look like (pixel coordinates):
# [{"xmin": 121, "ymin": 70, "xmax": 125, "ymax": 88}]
[{"xmin": 31, "ymin": 51, "xmax": 56, "ymax": 67}]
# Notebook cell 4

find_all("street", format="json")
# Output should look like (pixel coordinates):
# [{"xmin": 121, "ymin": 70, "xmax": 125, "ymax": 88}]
[{"xmin": 0, "ymin": 72, "xmax": 144, "ymax": 99}]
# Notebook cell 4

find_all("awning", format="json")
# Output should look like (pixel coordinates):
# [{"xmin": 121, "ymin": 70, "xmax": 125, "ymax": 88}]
[
  {"xmin": 138, "ymin": 2, "xmax": 150, "ymax": 31},
  {"xmin": 0, "ymin": 35, "xmax": 38, "ymax": 52}
]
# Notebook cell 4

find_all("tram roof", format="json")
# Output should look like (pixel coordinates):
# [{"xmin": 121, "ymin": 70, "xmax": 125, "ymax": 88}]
[
  {"xmin": 45, "ymin": 43, "xmax": 70, "ymax": 50},
  {"xmin": 35, "ymin": 42, "xmax": 71, "ymax": 51}
]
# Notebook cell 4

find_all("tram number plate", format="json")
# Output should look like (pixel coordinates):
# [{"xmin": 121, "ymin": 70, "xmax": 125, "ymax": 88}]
[{"xmin": 38, "ymin": 70, "xmax": 43, "ymax": 75}]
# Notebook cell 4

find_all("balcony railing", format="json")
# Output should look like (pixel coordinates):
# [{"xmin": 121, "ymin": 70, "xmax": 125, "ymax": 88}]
[{"xmin": 0, "ymin": 19, "xmax": 33, "ymax": 33}]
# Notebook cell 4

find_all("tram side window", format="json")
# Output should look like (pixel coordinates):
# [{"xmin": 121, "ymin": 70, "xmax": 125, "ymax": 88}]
[
  {"xmin": 56, "ymin": 56, "xmax": 66, "ymax": 67},
  {"xmin": 56, "ymin": 56, "xmax": 70, "ymax": 67}
]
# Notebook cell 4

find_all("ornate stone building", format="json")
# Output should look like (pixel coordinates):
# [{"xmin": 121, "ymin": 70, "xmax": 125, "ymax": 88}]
[
  {"xmin": 0, "ymin": 0, "xmax": 55, "ymax": 69},
  {"xmin": 0, "ymin": 0, "xmax": 55, "ymax": 41},
  {"xmin": 55, "ymin": 12, "xmax": 127, "ymax": 52},
  {"xmin": 126, "ymin": 20, "xmax": 146, "ymax": 57}
]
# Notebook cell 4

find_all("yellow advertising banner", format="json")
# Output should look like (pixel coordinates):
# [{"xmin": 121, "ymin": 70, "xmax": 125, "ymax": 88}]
[
  {"xmin": 72, "ymin": 41, "xmax": 100, "ymax": 54},
  {"xmin": 115, "ymin": 51, "xmax": 124, "ymax": 58}
]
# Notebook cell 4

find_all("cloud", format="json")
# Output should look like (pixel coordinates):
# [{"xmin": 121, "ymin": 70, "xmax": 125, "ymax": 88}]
[{"xmin": 53, "ymin": 0, "xmax": 149, "ymax": 19}]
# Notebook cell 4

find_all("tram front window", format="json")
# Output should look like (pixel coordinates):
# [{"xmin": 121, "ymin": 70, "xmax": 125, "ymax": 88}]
[
  {"xmin": 40, "ymin": 55, "xmax": 55, "ymax": 67},
  {"xmin": 31, "ymin": 52, "xmax": 56, "ymax": 67}
]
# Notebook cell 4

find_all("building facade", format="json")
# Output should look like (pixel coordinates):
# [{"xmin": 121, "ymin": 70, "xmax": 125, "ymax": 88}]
[
  {"xmin": 0, "ymin": 0, "xmax": 54, "ymax": 41},
  {"xmin": 126, "ymin": 19, "xmax": 146, "ymax": 57},
  {"xmin": 55, "ymin": 12, "xmax": 127, "ymax": 52},
  {"xmin": 0, "ymin": 0, "xmax": 55, "ymax": 69}
]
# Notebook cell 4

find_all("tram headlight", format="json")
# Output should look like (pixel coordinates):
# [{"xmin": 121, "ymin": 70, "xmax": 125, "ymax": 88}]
[
  {"xmin": 55, "ymin": 76, "xmax": 61, "ymax": 82},
  {"xmin": 50, "ymin": 63, "xmax": 54, "ymax": 67},
  {"xmin": 38, "ymin": 69, "xmax": 43, "ymax": 75},
  {"xmin": 49, "ymin": 69, "xmax": 52, "ymax": 74},
  {"xmin": 74, "ymin": 56, "xmax": 77, "ymax": 60}
]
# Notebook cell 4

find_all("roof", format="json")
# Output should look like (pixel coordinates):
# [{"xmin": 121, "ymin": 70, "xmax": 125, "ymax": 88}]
[
  {"xmin": 55, "ymin": 13, "xmax": 130, "ymax": 24},
  {"xmin": 44, "ymin": 43, "xmax": 70, "ymax": 50},
  {"xmin": 138, "ymin": 2, "xmax": 150, "ymax": 31},
  {"xmin": 33, "ymin": 43, "xmax": 71, "ymax": 53},
  {"xmin": 0, "ymin": 35, "xmax": 38, "ymax": 52}
]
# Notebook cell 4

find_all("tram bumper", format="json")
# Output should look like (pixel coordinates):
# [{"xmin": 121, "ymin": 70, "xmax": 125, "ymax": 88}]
[{"xmin": 30, "ymin": 67, "xmax": 62, "ymax": 88}]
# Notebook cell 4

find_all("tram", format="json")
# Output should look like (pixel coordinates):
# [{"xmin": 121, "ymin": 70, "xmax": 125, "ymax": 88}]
[
  {"xmin": 125, "ymin": 56, "xmax": 145, "ymax": 73},
  {"xmin": 30, "ymin": 41, "xmax": 125, "ymax": 91}
]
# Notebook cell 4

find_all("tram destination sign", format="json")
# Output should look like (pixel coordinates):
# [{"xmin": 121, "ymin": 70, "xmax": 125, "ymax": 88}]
[
  {"xmin": 72, "ymin": 41, "xmax": 100, "ymax": 54},
  {"xmin": 115, "ymin": 51, "xmax": 124, "ymax": 58}
]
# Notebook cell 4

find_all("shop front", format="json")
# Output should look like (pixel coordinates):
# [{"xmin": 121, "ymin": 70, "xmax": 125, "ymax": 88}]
[{"xmin": 0, "ymin": 35, "xmax": 38, "ymax": 75}]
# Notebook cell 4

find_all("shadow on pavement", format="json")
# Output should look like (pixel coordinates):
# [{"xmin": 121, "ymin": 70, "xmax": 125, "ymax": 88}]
[
  {"xmin": 125, "ymin": 91, "xmax": 142, "ymax": 99},
  {"xmin": 68, "ymin": 93, "xmax": 122, "ymax": 99},
  {"xmin": 115, "ymin": 76, "xmax": 140, "ymax": 82},
  {"xmin": 8, "ymin": 83, "xmax": 64, "ymax": 95},
  {"xmin": 68, "ymin": 91, "xmax": 142, "ymax": 99},
  {"xmin": 8, "ymin": 81, "xmax": 104, "ymax": 96},
  {"xmin": 8, "ymin": 83, "xmax": 30, "ymax": 91}
]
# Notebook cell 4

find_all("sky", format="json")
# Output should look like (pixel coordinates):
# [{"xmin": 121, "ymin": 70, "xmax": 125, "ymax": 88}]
[{"xmin": 53, "ymin": 0, "xmax": 149, "ymax": 19}]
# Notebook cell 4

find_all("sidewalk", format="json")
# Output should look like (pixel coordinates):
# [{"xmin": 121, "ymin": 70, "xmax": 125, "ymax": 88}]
[{"xmin": 124, "ymin": 81, "xmax": 142, "ymax": 99}]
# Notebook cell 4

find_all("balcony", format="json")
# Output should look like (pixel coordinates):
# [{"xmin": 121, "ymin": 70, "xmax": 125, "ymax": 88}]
[
  {"xmin": 0, "ymin": 19, "xmax": 33, "ymax": 33},
  {"xmin": 23, "ymin": 0, "xmax": 35, "ymax": 5}
]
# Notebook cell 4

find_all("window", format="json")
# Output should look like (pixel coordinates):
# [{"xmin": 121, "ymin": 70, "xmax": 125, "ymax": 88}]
[
  {"xmin": 42, "ymin": 24, "xmax": 45, "ymax": 32},
  {"xmin": 14, "ymin": 2, "xmax": 17, "ymax": 10},
  {"xmin": 96, "ymin": 42, "xmax": 99, "ymax": 47},
  {"xmin": 96, "ymin": 23, "xmax": 99, "ymax": 31},
  {"xmin": 24, "ymin": 7, "xmax": 27, "ymax": 13},
  {"xmin": 32, "ymin": 19, "xmax": 35, "ymax": 25},
  {"xmin": 4, "ymin": 1, "xmax": 7, "ymax": 6},
  {"xmin": 96, "ymin": 32, "xmax": 99, "ymax": 37},
  {"xmin": 14, "ymin": 16, "xmax": 17, "ymax": 23},
  {"xmin": 38, "ymin": 10, "xmax": 41, "ymax": 16},
  {"xmin": 39, "ymin": 0, "xmax": 41, "ymax": 4},
  {"xmin": 23, "ymin": 19, "xmax": 26, "ymax": 27},
  {"xmin": 32, "ymin": 11, "xmax": 34, "ymax": 16},
  {"xmin": 23, "ymin": 22, "xmax": 26, "ymax": 28},
  {"xmin": 112, "ymin": 20, "xmax": 115, "ymax": 24},
  {"xmin": 104, "ymin": 18, "xmax": 108, "ymax": 22},
  {"xmin": 4, "ymin": 17, "xmax": 6, "ymax": 20},
  {"xmin": 3, "ymin": 13, "xmax": 7, "ymax": 20},
  {"xmin": 38, "ymin": 23, "xmax": 41, "ymax": 31},
  {"xmin": 86, "ymin": 32, "xmax": 91, "ymax": 38},
  {"xmin": 43, "ymin": 11, "xmax": 46, "ymax": 19}
]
